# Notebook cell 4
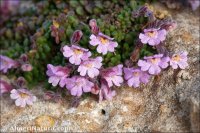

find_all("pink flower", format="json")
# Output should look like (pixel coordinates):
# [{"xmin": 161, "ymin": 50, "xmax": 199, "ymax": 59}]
[
  {"xmin": 188, "ymin": 0, "xmax": 200, "ymax": 11},
  {"xmin": 139, "ymin": 28, "xmax": 167, "ymax": 46},
  {"xmin": 138, "ymin": 54, "xmax": 170, "ymax": 75},
  {"xmin": 78, "ymin": 57, "xmax": 102, "ymax": 78},
  {"xmin": 170, "ymin": 51, "xmax": 188, "ymax": 69},
  {"xmin": 124, "ymin": 67, "xmax": 150, "ymax": 88},
  {"xmin": 63, "ymin": 45, "xmax": 91, "ymax": 65},
  {"xmin": 89, "ymin": 32, "xmax": 118, "ymax": 55},
  {"xmin": 65, "ymin": 76, "xmax": 94, "ymax": 96},
  {"xmin": 0, "ymin": 79, "xmax": 12, "ymax": 95},
  {"xmin": 21, "ymin": 63, "xmax": 33, "ymax": 72},
  {"xmin": 101, "ymin": 64, "xmax": 123, "ymax": 87},
  {"xmin": 0, "ymin": 55, "xmax": 19, "ymax": 73},
  {"xmin": 10, "ymin": 89, "xmax": 36, "ymax": 107},
  {"xmin": 99, "ymin": 79, "xmax": 116, "ymax": 101},
  {"xmin": 89, "ymin": 19, "xmax": 118, "ymax": 55},
  {"xmin": 46, "ymin": 64, "xmax": 71, "ymax": 87}
]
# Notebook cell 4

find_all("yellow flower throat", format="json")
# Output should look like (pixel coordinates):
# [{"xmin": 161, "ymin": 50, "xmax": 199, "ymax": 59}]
[{"xmin": 100, "ymin": 37, "xmax": 108, "ymax": 44}]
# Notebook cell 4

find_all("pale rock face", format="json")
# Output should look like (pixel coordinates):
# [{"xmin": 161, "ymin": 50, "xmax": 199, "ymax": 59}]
[{"xmin": 0, "ymin": 3, "xmax": 200, "ymax": 133}]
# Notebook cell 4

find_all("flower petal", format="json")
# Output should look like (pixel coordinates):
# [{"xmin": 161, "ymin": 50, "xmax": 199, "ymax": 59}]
[
  {"xmin": 138, "ymin": 60, "xmax": 151, "ymax": 71},
  {"xmin": 10, "ymin": 93, "xmax": 19, "ymax": 99},
  {"xmin": 63, "ymin": 46, "xmax": 73, "ymax": 58},
  {"xmin": 15, "ymin": 98, "xmax": 22, "ymax": 106},
  {"xmin": 139, "ymin": 33, "xmax": 149, "ymax": 44}
]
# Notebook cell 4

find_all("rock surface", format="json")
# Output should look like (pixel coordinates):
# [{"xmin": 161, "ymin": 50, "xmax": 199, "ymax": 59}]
[{"xmin": 0, "ymin": 3, "xmax": 199, "ymax": 132}]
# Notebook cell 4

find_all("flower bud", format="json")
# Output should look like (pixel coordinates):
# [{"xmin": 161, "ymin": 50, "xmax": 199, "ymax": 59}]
[
  {"xmin": 91, "ymin": 84, "xmax": 100, "ymax": 95},
  {"xmin": 43, "ymin": 91, "xmax": 55, "ymax": 100},
  {"xmin": 89, "ymin": 19, "xmax": 99, "ymax": 35},
  {"xmin": 21, "ymin": 64, "xmax": 33, "ymax": 72},
  {"xmin": 70, "ymin": 30, "xmax": 83, "ymax": 44},
  {"xmin": 16, "ymin": 77, "xmax": 26, "ymax": 87},
  {"xmin": 20, "ymin": 54, "xmax": 28, "ymax": 63}
]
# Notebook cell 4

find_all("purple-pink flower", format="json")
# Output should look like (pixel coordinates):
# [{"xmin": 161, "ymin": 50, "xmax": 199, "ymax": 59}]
[
  {"xmin": 138, "ymin": 54, "xmax": 170, "ymax": 75},
  {"xmin": 89, "ymin": 33, "xmax": 118, "ymax": 55},
  {"xmin": 99, "ymin": 79, "xmax": 116, "ymax": 101},
  {"xmin": 0, "ymin": 55, "xmax": 19, "ymax": 73},
  {"xmin": 10, "ymin": 89, "xmax": 36, "ymax": 107},
  {"xmin": 78, "ymin": 57, "xmax": 102, "ymax": 78},
  {"xmin": 139, "ymin": 28, "xmax": 167, "ymax": 46},
  {"xmin": 0, "ymin": 79, "xmax": 12, "ymax": 95},
  {"xmin": 46, "ymin": 64, "xmax": 71, "ymax": 87},
  {"xmin": 89, "ymin": 19, "xmax": 118, "ymax": 55},
  {"xmin": 124, "ymin": 67, "xmax": 150, "ymax": 88},
  {"xmin": 170, "ymin": 51, "xmax": 188, "ymax": 69},
  {"xmin": 63, "ymin": 45, "xmax": 91, "ymax": 65},
  {"xmin": 101, "ymin": 64, "xmax": 123, "ymax": 87},
  {"xmin": 65, "ymin": 76, "xmax": 94, "ymax": 96}
]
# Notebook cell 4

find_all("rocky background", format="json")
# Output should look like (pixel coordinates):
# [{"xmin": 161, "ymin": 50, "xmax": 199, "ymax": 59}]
[{"xmin": 0, "ymin": 2, "xmax": 199, "ymax": 133}]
